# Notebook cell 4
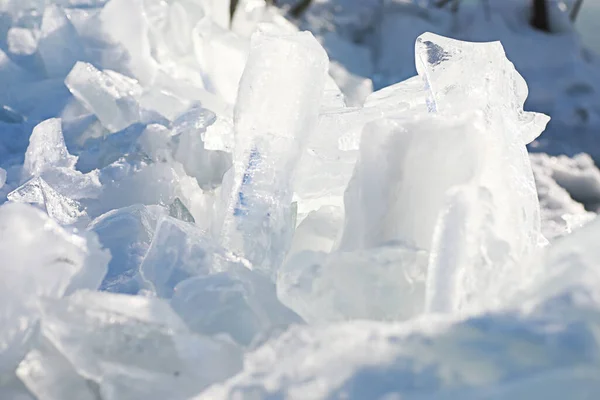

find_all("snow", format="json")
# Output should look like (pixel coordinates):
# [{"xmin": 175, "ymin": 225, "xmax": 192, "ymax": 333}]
[{"xmin": 0, "ymin": 0, "xmax": 599, "ymax": 399}]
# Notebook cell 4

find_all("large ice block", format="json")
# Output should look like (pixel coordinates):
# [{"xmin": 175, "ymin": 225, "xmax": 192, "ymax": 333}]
[
  {"xmin": 23, "ymin": 118, "xmax": 77, "ymax": 179},
  {"xmin": 38, "ymin": 290, "xmax": 242, "ymax": 399},
  {"xmin": 218, "ymin": 30, "xmax": 328, "ymax": 277},
  {"xmin": 278, "ymin": 244, "xmax": 428, "ymax": 323},
  {"xmin": 8, "ymin": 177, "xmax": 89, "ymax": 227},
  {"xmin": 88, "ymin": 204, "xmax": 167, "ymax": 294},
  {"xmin": 140, "ymin": 216, "xmax": 251, "ymax": 298},
  {"xmin": 0, "ymin": 203, "xmax": 109, "ymax": 376},
  {"xmin": 39, "ymin": 5, "xmax": 87, "ymax": 78},
  {"xmin": 65, "ymin": 62, "xmax": 142, "ymax": 133}
]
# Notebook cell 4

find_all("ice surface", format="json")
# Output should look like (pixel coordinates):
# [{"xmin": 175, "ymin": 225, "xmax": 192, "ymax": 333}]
[
  {"xmin": 23, "ymin": 118, "xmax": 77, "ymax": 179},
  {"xmin": 39, "ymin": 5, "xmax": 86, "ymax": 78},
  {"xmin": 279, "ymin": 244, "xmax": 428, "ymax": 323},
  {"xmin": 65, "ymin": 62, "xmax": 142, "ymax": 133},
  {"xmin": 88, "ymin": 204, "xmax": 166, "ymax": 294},
  {"xmin": 218, "ymin": 30, "xmax": 328, "ymax": 277},
  {"xmin": 7, "ymin": 28, "xmax": 38, "ymax": 56},
  {"xmin": 36, "ymin": 290, "xmax": 243, "ymax": 399},
  {"xmin": 8, "ymin": 177, "xmax": 89, "ymax": 227},
  {"xmin": 0, "ymin": 203, "xmax": 109, "ymax": 376}
]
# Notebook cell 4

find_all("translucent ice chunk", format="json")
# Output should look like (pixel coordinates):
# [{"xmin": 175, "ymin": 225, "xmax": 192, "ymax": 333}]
[
  {"xmin": 192, "ymin": 17, "xmax": 249, "ymax": 105},
  {"xmin": 173, "ymin": 107, "xmax": 232, "ymax": 189},
  {"xmin": 88, "ymin": 204, "xmax": 167, "ymax": 294},
  {"xmin": 140, "ymin": 216, "xmax": 251, "ymax": 298},
  {"xmin": 219, "ymin": 30, "xmax": 328, "ymax": 276},
  {"xmin": 0, "ymin": 203, "xmax": 109, "ymax": 376},
  {"xmin": 23, "ymin": 118, "xmax": 77, "ymax": 179},
  {"xmin": 39, "ymin": 290, "xmax": 242, "ymax": 398},
  {"xmin": 415, "ymin": 32, "xmax": 550, "ymax": 144},
  {"xmin": 171, "ymin": 267, "xmax": 302, "ymax": 346},
  {"xmin": 65, "ymin": 62, "xmax": 142, "ymax": 133},
  {"xmin": 17, "ymin": 338, "xmax": 100, "ymax": 400},
  {"xmin": 8, "ymin": 177, "xmax": 89, "ymax": 227},
  {"xmin": 39, "ymin": 5, "xmax": 86, "ymax": 78},
  {"xmin": 278, "ymin": 244, "xmax": 428, "ymax": 324},
  {"xmin": 7, "ymin": 27, "xmax": 38, "ymax": 56}
]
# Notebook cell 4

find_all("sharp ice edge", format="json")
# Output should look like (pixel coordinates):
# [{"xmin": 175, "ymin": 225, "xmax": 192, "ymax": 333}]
[{"xmin": 0, "ymin": 1, "xmax": 598, "ymax": 399}]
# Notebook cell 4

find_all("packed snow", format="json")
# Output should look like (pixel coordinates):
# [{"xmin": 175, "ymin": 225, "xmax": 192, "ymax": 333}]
[{"xmin": 0, "ymin": 0, "xmax": 599, "ymax": 399}]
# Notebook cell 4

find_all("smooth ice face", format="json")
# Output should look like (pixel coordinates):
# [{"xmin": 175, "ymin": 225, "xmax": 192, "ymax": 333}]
[
  {"xmin": 23, "ymin": 118, "xmax": 77, "ymax": 179},
  {"xmin": 37, "ymin": 290, "xmax": 243, "ymax": 399},
  {"xmin": 171, "ymin": 267, "xmax": 303, "ymax": 346},
  {"xmin": 219, "ymin": 30, "xmax": 329, "ymax": 277},
  {"xmin": 65, "ymin": 62, "xmax": 142, "ymax": 133},
  {"xmin": 0, "ymin": 203, "xmax": 109, "ymax": 376},
  {"xmin": 8, "ymin": 177, "xmax": 89, "ymax": 227},
  {"xmin": 140, "ymin": 216, "xmax": 251, "ymax": 298},
  {"xmin": 278, "ymin": 244, "xmax": 428, "ymax": 324},
  {"xmin": 39, "ymin": 5, "xmax": 87, "ymax": 78},
  {"xmin": 88, "ymin": 204, "xmax": 167, "ymax": 294}
]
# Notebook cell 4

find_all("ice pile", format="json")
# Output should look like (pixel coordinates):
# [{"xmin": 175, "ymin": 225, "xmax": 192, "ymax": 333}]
[{"xmin": 0, "ymin": 0, "xmax": 599, "ymax": 399}]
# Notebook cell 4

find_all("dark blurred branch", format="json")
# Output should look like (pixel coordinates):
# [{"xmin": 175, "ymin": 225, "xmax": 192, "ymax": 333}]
[
  {"xmin": 530, "ymin": 0, "xmax": 551, "ymax": 32},
  {"xmin": 570, "ymin": 0, "xmax": 584, "ymax": 22},
  {"xmin": 290, "ymin": 0, "xmax": 313, "ymax": 18}
]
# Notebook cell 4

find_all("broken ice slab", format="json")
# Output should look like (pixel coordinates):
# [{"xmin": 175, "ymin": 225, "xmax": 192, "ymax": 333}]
[
  {"xmin": 0, "ymin": 203, "xmax": 109, "ymax": 376},
  {"xmin": 140, "ymin": 216, "xmax": 251, "ymax": 298},
  {"xmin": 192, "ymin": 17, "xmax": 249, "ymax": 105},
  {"xmin": 219, "ymin": 30, "xmax": 329, "ymax": 277},
  {"xmin": 8, "ymin": 176, "xmax": 90, "ymax": 227},
  {"xmin": 278, "ymin": 243, "xmax": 428, "ymax": 324},
  {"xmin": 339, "ymin": 115, "xmax": 480, "ymax": 252},
  {"xmin": 173, "ymin": 107, "xmax": 233, "ymax": 189},
  {"xmin": 39, "ymin": 5, "xmax": 87, "ymax": 78},
  {"xmin": 23, "ymin": 118, "xmax": 77, "ymax": 179},
  {"xmin": 171, "ymin": 267, "xmax": 303, "ymax": 346},
  {"xmin": 415, "ymin": 32, "xmax": 549, "ymax": 144},
  {"xmin": 17, "ymin": 337, "xmax": 101, "ymax": 400},
  {"xmin": 65, "ymin": 62, "xmax": 142, "ymax": 133},
  {"xmin": 169, "ymin": 198, "xmax": 196, "ymax": 223},
  {"xmin": 287, "ymin": 205, "xmax": 344, "ymax": 258},
  {"xmin": 88, "ymin": 204, "xmax": 167, "ymax": 294},
  {"xmin": 7, "ymin": 27, "xmax": 38, "ymax": 56},
  {"xmin": 38, "ymin": 290, "xmax": 243, "ymax": 399}
]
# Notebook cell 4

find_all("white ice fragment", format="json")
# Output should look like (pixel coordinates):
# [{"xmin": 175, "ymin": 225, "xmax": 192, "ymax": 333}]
[
  {"xmin": 8, "ymin": 177, "xmax": 89, "ymax": 227},
  {"xmin": 65, "ymin": 62, "xmax": 142, "ymax": 133},
  {"xmin": 39, "ymin": 290, "xmax": 243, "ymax": 398},
  {"xmin": 39, "ymin": 5, "xmax": 87, "ymax": 78},
  {"xmin": 192, "ymin": 18, "xmax": 249, "ymax": 105},
  {"xmin": 171, "ymin": 267, "xmax": 302, "ymax": 346},
  {"xmin": 99, "ymin": 0, "xmax": 157, "ymax": 84},
  {"xmin": 278, "ymin": 244, "xmax": 428, "ymax": 323},
  {"xmin": 0, "ymin": 203, "xmax": 109, "ymax": 376},
  {"xmin": 173, "ymin": 108, "xmax": 232, "ymax": 188},
  {"xmin": 0, "ymin": 167, "xmax": 6, "ymax": 188},
  {"xmin": 287, "ymin": 205, "xmax": 344, "ymax": 257},
  {"xmin": 7, "ymin": 28, "xmax": 38, "ymax": 56},
  {"xmin": 140, "ymin": 216, "xmax": 251, "ymax": 298},
  {"xmin": 88, "ymin": 204, "xmax": 167, "ymax": 294},
  {"xmin": 219, "ymin": 30, "xmax": 329, "ymax": 277},
  {"xmin": 17, "ymin": 339, "xmax": 100, "ymax": 400},
  {"xmin": 23, "ymin": 118, "xmax": 77, "ymax": 179},
  {"xmin": 328, "ymin": 61, "xmax": 373, "ymax": 107}
]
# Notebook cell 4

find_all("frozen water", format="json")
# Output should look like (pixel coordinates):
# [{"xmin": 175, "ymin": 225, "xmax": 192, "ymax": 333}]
[
  {"xmin": 88, "ymin": 204, "xmax": 166, "ymax": 294},
  {"xmin": 7, "ymin": 28, "xmax": 38, "ymax": 56},
  {"xmin": 218, "ymin": 30, "xmax": 328, "ymax": 277},
  {"xmin": 36, "ymin": 290, "xmax": 243, "ymax": 399},
  {"xmin": 140, "ymin": 216, "xmax": 251, "ymax": 298},
  {"xmin": 23, "ymin": 118, "xmax": 77, "ymax": 179},
  {"xmin": 0, "ymin": 202, "xmax": 109, "ymax": 376},
  {"xmin": 8, "ymin": 177, "xmax": 89, "ymax": 227},
  {"xmin": 39, "ymin": 5, "xmax": 86, "ymax": 78},
  {"xmin": 171, "ymin": 267, "xmax": 303, "ymax": 346},
  {"xmin": 278, "ymin": 244, "xmax": 428, "ymax": 323},
  {"xmin": 65, "ymin": 62, "xmax": 142, "ymax": 133}
]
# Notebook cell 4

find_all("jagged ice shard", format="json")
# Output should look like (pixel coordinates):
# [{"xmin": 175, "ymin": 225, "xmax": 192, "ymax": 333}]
[{"xmin": 218, "ymin": 30, "xmax": 329, "ymax": 277}]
